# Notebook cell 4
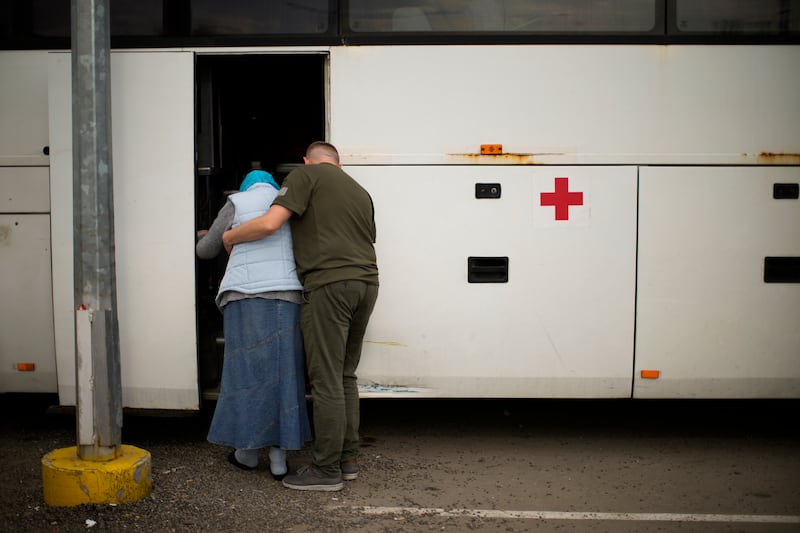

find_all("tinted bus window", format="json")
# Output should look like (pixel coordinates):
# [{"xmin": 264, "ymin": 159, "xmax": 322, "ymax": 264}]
[
  {"xmin": 675, "ymin": 0, "xmax": 800, "ymax": 33},
  {"xmin": 3, "ymin": 0, "xmax": 799, "ymax": 48},
  {"xmin": 191, "ymin": 0, "xmax": 330, "ymax": 34},
  {"xmin": 31, "ymin": 0, "xmax": 70, "ymax": 38},
  {"xmin": 3, "ymin": 0, "xmax": 162, "ymax": 40},
  {"xmin": 348, "ymin": 0, "xmax": 657, "ymax": 33},
  {"xmin": 112, "ymin": 0, "xmax": 163, "ymax": 36},
  {"xmin": 0, "ymin": 0, "xmax": 331, "ymax": 46}
]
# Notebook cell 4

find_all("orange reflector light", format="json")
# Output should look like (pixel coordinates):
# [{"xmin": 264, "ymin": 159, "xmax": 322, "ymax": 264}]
[
  {"xmin": 641, "ymin": 369, "xmax": 660, "ymax": 379},
  {"xmin": 17, "ymin": 363, "xmax": 36, "ymax": 372},
  {"xmin": 480, "ymin": 144, "xmax": 503, "ymax": 155}
]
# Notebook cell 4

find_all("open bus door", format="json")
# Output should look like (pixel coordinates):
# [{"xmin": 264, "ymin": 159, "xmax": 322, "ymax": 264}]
[
  {"xmin": 193, "ymin": 53, "xmax": 326, "ymax": 399},
  {"xmin": 48, "ymin": 51, "xmax": 199, "ymax": 410}
]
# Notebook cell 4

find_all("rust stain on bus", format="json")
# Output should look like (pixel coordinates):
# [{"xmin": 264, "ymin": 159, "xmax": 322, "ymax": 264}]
[
  {"xmin": 754, "ymin": 152, "xmax": 800, "ymax": 165},
  {"xmin": 447, "ymin": 153, "xmax": 548, "ymax": 164},
  {"xmin": 365, "ymin": 340, "xmax": 408, "ymax": 347}
]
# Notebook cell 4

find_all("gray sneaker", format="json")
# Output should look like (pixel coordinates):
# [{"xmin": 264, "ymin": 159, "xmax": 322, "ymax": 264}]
[
  {"xmin": 341, "ymin": 459, "xmax": 359, "ymax": 481},
  {"xmin": 282, "ymin": 465, "xmax": 343, "ymax": 492}
]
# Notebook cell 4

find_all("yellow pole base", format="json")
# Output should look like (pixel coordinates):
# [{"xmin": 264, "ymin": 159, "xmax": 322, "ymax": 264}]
[{"xmin": 41, "ymin": 445, "xmax": 153, "ymax": 507}]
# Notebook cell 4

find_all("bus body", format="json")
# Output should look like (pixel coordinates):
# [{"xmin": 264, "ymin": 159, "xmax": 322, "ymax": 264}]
[{"xmin": 1, "ymin": 1, "xmax": 798, "ymax": 409}]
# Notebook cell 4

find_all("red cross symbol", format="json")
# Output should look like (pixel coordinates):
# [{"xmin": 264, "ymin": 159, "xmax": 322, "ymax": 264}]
[{"xmin": 540, "ymin": 177, "xmax": 583, "ymax": 221}]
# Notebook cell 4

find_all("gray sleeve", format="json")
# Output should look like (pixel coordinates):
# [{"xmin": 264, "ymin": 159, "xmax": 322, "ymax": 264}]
[{"xmin": 196, "ymin": 200, "xmax": 235, "ymax": 259}]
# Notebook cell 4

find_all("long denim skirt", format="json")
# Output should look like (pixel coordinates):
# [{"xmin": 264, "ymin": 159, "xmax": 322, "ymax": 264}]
[{"xmin": 207, "ymin": 298, "xmax": 312, "ymax": 450}]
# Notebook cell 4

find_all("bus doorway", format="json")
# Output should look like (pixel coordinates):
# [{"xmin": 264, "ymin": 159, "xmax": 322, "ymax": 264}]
[{"xmin": 194, "ymin": 54, "xmax": 326, "ymax": 394}]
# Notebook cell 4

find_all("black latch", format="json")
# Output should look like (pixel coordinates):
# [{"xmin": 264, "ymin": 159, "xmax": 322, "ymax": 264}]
[
  {"xmin": 468, "ymin": 257, "xmax": 509, "ymax": 283},
  {"xmin": 764, "ymin": 257, "xmax": 800, "ymax": 283},
  {"xmin": 475, "ymin": 183, "xmax": 501, "ymax": 199},
  {"xmin": 773, "ymin": 183, "xmax": 799, "ymax": 199}
]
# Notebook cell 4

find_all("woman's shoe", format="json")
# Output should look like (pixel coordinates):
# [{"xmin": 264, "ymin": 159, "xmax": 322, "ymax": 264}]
[
  {"xmin": 268, "ymin": 447, "xmax": 288, "ymax": 480},
  {"xmin": 227, "ymin": 450, "xmax": 256, "ymax": 471}
]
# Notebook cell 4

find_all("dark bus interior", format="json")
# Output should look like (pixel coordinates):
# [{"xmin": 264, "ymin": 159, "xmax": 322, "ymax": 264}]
[{"xmin": 194, "ymin": 54, "xmax": 326, "ymax": 392}]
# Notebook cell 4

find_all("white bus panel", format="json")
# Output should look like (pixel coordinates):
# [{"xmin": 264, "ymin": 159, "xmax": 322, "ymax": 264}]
[
  {"xmin": 636, "ymin": 167, "xmax": 800, "ymax": 398},
  {"xmin": 48, "ymin": 51, "xmax": 199, "ymax": 409},
  {"xmin": 0, "ymin": 166, "xmax": 56, "ymax": 393},
  {"xmin": 0, "ymin": 51, "xmax": 50, "ymax": 166},
  {"xmin": 351, "ymin": 165, "xmax": 637, "ymax": 398},
  {"xmin": 0, "ymin": 52, "xmax": 56, "ymax": 395},
  {"xmin": 330, "ymin": 45, "xmax": 799, "ymax": 166}
]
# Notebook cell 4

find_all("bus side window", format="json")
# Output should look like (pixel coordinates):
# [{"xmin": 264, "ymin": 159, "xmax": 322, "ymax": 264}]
[
  {"xmin": 392, "ymin": 7, "xmax": 432, "ymax": 31},
  {"xmin": 469, "ymin": 0, "xmax": 503, "ymax": 31}
]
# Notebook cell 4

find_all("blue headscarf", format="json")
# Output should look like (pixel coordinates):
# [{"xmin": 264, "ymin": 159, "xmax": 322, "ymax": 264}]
[{"xmin": 239, "ymin": 169, "xmax": 279, "ymax": 192}]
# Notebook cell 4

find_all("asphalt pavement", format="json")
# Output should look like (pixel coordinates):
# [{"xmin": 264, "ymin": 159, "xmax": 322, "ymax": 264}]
[{"xmin": 1, "ymin": 394, "xmax": 799, "ymax": 532}]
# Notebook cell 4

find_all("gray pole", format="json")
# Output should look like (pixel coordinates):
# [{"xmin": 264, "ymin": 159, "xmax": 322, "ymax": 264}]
[{"xmin": 71, "ymin": 0, "xmax": 122, "ymax": 460}]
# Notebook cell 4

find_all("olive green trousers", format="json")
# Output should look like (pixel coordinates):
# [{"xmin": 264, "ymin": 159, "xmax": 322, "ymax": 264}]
[{"xmin": 301, "ymin": 280, "xmax": 379, "ymax": 477}]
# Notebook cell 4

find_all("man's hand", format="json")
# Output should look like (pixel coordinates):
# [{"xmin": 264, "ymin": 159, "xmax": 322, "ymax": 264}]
[
  {"xmin": 222, "ymin": 229, "xmax": 234, "ymax": 250},
  {"xmin": 222, "ymin": 205, "xmax": 293, "ymax": 249}
]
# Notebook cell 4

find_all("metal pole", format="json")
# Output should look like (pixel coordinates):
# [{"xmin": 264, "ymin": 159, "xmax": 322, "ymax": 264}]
[{"xmin": 71, "ymin": 0, "xmax": 122, "ymax": 460}]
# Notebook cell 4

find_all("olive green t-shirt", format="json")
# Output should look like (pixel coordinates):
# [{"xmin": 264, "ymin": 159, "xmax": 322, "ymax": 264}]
[{"xmin": 272, "ymin": 163, "xmax": 379, "ymax": 292}]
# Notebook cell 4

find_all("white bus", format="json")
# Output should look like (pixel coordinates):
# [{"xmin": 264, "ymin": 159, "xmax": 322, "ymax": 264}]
[{"xmin": 1, "ymin": 1, "xmax": 798, "ymax": 410}]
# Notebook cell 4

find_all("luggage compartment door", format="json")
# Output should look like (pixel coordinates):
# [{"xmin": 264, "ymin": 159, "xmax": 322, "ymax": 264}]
[
  {"xmin": 636, "ymin": 166, "xmax": 800, "ymax": 398},
  {"xmin": 351, "ymin": 165, "xmax": 637, "ymax": 397}
]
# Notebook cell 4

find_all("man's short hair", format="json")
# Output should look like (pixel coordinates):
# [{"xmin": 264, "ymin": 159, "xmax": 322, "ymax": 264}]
[{"xmin": 306, "ymin": 141, "xmax": 339, "ymax": 164}]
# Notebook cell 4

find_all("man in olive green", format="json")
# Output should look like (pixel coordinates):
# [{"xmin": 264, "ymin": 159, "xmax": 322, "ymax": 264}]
[{"xmin": 223, "ymin": 141, "xmax": 378, "ymax": 491}]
